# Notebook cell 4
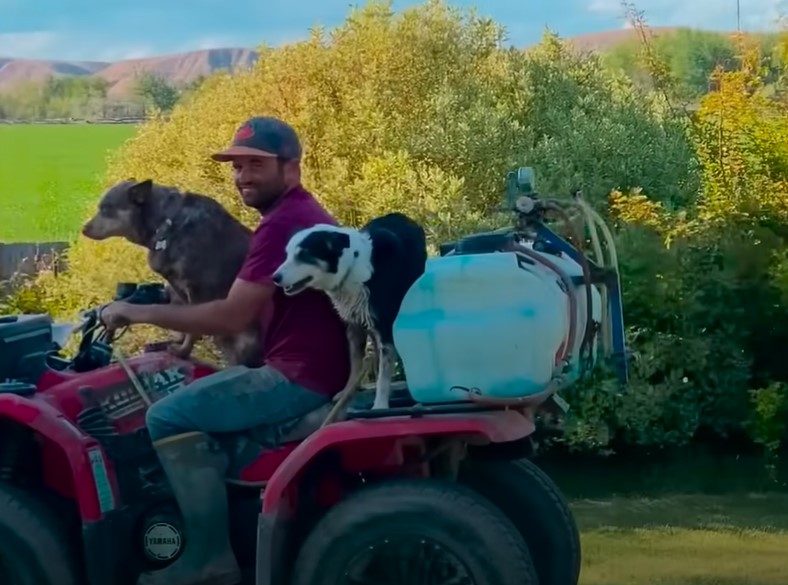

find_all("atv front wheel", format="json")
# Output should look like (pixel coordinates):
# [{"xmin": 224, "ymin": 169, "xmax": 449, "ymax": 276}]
[
  {"xmin": 0, "ymin": 482, "xmax": 79, "ymax": 585},
  {"xmin": 292, "ymin": 478, "xmax": 538, "ymax": 585}
]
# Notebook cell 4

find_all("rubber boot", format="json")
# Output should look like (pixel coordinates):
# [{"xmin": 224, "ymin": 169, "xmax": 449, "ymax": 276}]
[{"xmin": 137, "ymin": 432, "xmax": 242, "ymax": 585}]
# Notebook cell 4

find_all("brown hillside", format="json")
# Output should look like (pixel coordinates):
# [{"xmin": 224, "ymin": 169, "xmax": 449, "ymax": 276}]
[
  {"xmin": 0, "ymin": 48, "xmax": 258, "ymax": 98},
  {"xmin": 564, "ymin": 26, "xmax": 681, "ymax": 52},
  {"xmin": 0, "ymin": 27, "xmax": 726, "ymax": 97},
  {"xmin": 97, "ymin": 48, "xmax": 258, "ymax": 98}
]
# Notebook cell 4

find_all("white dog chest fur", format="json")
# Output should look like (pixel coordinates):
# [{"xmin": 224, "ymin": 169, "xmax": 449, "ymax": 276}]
[{"xmin": 328, "ymin": 284, "xmax": 374, "ymax": 330}]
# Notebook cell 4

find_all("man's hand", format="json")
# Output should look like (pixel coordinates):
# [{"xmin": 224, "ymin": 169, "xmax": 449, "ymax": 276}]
[{"xmin": 99, "ymin": 301, "xmax": 139, "ymax": 330}]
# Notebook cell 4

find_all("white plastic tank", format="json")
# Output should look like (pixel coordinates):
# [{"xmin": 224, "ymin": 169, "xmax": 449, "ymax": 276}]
[{"xmin": 392, "ymin": 248, "xmax": 602, "ymax": 404}]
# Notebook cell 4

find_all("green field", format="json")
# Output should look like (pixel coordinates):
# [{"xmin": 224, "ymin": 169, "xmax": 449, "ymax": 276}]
[{"xmin": 0, "ymin": 124, "xmax": 136, "ymax": 243}]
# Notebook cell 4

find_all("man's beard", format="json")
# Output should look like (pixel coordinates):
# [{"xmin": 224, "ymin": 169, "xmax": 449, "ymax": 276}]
[{"xmin": 243, "ymin": 179, "xmax": 289, "ymax": 213}]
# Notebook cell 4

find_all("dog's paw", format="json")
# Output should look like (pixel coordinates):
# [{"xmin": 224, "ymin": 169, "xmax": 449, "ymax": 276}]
[
  {"xmin": 169, "ymin": 331, "xmax": 187, "ymax": 344},
  {"xmin": 332, "ymin": 388, "xmax": 352, "ymax": 403},
  {"xmin": 166, "ymin": 341, "xmax": 193, "ymax": 360},
  {"xmin": 143, "ymin": 340, "xmax": 172, "ymax": 353},
  {"xmin": 371, "ymin": 398, "xmax": 389, "ymax": 410}
]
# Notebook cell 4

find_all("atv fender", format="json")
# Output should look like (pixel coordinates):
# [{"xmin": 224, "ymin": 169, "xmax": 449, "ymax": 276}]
[
  {"xmin": 255, "ymin": 409, "xmax": 534, "ymax": 585},
  {"xmin": 0, "ymin": 394, "xmax": 111, "ymax": 522},
  {"xmin": 263, "ymin": 409, "xmax": 534, "ymax": 513},
  {"xmin": 264, "ymin": 408, "xmax": 533, "ymax": 513}
]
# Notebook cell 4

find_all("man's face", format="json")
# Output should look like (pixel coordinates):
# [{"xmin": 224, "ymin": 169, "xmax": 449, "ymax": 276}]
[{"xmin": 231, "ymin": 155, "xmax": 289, "ymax": 211}]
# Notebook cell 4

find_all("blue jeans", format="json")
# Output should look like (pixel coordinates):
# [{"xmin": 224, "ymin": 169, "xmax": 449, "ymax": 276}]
[{"xmin": 146, "ymin": 365, "xmax": 330, "ymax": 442}]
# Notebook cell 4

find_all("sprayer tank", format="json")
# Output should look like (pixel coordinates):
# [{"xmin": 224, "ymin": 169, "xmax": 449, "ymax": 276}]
[{"xmin": 392, "ymin": 249, "xmax": 602, "ymax": 404}]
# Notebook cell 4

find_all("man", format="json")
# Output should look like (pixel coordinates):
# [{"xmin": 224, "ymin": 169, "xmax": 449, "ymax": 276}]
[{"xmin": 100, "ymin": 117, "xmax": 351, "ymax": 585}]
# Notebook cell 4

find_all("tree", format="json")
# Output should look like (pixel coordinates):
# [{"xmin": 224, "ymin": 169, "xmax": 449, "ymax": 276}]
[
  {"xmin": 602, "ymin": 28, "xmax": 780, "ymax": 99},
  {"xmin": 135, "ymin": 71, "xmax": 180, "ymax": 112},
  {"xmin": 0, "ymin": 75, "xmax": 109, "ymax": 120},
  {"xmin": 607, "ymin": 31, "xmax": 788, "ymax": 466},
  {"xmin": 48, "ymin": 1, "xmax": 694, "ymax": 303}
]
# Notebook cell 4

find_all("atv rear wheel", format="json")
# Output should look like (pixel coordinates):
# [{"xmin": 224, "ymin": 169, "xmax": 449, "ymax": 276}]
[
  {"xmin": 292, "ymin": 478, "xmax": 538, "ymax": 585},
  {"xmin": 0, "ymin": 482, "xmax": 79, "ymax": 585},
  {"xmin": 459, "ymin": 458, "xmax": 582, "ymax": 585}
]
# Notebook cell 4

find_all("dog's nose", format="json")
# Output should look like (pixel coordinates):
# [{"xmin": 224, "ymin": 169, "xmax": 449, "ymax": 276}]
[{"xmin": 272, "ymin": 272, "xmax": 282, "ymax": 285}]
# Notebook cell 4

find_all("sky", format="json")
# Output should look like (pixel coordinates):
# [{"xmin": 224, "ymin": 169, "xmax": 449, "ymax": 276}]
[{"xmin": 0, "ymin": 0, "xmax": 784, "ymax": 62}]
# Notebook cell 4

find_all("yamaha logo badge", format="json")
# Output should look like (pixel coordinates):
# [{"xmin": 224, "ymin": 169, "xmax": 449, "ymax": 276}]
[{"xmin": 143, "ymin": 522, "xmax": 182, "ymax": 561}]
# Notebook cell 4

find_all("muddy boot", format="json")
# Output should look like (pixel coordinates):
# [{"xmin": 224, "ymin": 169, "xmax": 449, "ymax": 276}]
[{"xmin": 137, "ymin": 432, "xmax": 242, "ymax": 585}]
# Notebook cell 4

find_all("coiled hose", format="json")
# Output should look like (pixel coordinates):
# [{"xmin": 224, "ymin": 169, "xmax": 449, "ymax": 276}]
[{"xmin": 541, "ymin": 194, "xmax": 620, "ymax": 359}]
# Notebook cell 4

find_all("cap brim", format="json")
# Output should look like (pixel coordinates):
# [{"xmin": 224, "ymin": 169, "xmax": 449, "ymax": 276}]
[{"xmin": 211, "ymin": 146, "xmax": 278, "ymax": 162}]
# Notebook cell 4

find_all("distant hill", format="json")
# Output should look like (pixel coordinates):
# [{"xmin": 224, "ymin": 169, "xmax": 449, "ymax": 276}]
[
  {"xmin": 562, "ymin": 26, "xmax": 682, "ymax": 52},
  {"xmin": 0, "ymin": 48, "xmax": 259, "ymax": 98},
  {"xmin": 0, "ymin": 29, "xmax": 685, "ymax": 98},
  {"xmin": 0, "ymin": 27, "xmax": 764, "ymax": 99}
]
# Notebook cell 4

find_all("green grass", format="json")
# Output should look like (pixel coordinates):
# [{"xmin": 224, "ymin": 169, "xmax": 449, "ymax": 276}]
[
  {"xmin": 0, "ymin": 124, "xmax": 136, "ymax": 243},
  {"xmin": 573, "ymin": 492, "xmax": 788, "ymax": 585}
]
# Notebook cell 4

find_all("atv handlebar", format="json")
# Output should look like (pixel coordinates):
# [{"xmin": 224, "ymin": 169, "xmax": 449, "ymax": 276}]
[
  {"xmin": 67, "ymin": 282, "xmax": 171, "ymax": 372},
  {"xmin": 79, "ymin": 283, "xmax": 169, "ymax": 342}
]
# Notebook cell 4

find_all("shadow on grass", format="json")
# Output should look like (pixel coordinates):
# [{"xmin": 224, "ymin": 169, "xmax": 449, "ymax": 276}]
[
  {"xmin": 534, "ymin": 445, "xmax": 788, "ymax": 500},
  {"xmin": 571, "ymin": 492, "xmax": 788, "ymax": 533},
  {"xmin": 531, "ymin": 449, "xmax": 788, "ymax": 584}
]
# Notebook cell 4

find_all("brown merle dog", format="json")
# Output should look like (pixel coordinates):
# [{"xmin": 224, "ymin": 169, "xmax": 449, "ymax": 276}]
[{"xmin": 82, "ymin": 179, "xmax": 262, "ymax": 367}]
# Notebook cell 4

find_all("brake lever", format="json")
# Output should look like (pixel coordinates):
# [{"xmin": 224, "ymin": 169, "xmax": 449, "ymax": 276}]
[
  {"xmin": 96, "ymin": 302, "xmax": 134, "ymax": 343},
  {"xmin": 72, "ymin": 310, "xmax": 95, "ymax": 334}
]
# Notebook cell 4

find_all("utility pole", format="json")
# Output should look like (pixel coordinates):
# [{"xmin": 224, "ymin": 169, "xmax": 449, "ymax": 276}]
[{"xmin": 736, "ymin": 0, "xmax": 741, "ymax": 31}]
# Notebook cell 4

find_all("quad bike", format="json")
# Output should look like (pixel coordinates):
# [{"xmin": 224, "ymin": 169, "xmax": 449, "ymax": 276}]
[{"xmin": 0, "ymin": 167, "xmax": 627, "ymax": 585}]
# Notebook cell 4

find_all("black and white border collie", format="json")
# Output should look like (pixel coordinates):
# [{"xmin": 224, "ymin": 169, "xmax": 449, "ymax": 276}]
[{"xmin": 272, "ymin": 212, "xmax": 428, "ymax": 410}]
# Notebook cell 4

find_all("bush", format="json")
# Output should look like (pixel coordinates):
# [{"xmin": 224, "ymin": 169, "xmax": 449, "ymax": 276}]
[
  {"xmin": 40, "ymin": 1, "xmax": 698, "ymax": 321},
  {"xmin": 597, "ymin": 33, "xmax": 788, "ymax": 465}
]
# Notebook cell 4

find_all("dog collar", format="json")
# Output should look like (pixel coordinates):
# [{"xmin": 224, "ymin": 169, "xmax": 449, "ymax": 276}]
[{"xmin": 153, "ymin": 218, "xmax": 174, "ymax": 251}]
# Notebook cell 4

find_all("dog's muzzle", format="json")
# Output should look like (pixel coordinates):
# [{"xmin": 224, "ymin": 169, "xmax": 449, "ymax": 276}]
[{"xmin": 272, "ymin": 272, "xmax": 313, "ymax": 296}]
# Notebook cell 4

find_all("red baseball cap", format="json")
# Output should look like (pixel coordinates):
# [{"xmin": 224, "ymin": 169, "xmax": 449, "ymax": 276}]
[{"xmin": 212, "ymin": 117, "xmax": 302, "ymax": 162}]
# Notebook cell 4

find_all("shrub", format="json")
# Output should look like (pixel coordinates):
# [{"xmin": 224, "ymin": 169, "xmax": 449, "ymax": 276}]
[
  {"xmin": 40, "ymin": 1, "xmax": 697, "ymax": 323},
  {"xmin": 600, "ymin": 32, "xmax": 788, "ymax": 468}
]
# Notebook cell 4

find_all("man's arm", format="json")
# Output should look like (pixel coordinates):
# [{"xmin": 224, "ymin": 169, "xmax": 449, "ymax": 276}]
[
  {"xmin": 101, "ymin": 218, "xmax": 294, "ymax": 335},
  {"xmin": 114, "ymin": 278, "xmax": 272, "ymax": 336}
]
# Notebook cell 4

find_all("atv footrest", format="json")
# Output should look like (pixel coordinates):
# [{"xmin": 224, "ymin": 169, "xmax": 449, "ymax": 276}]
[
  {"xmin": 346, "ymin": 401, "xmax": 515, "ymax": 420},
  {"xmin": 347, "ymin": 381, "xmax": 515, "ymax": 419}
]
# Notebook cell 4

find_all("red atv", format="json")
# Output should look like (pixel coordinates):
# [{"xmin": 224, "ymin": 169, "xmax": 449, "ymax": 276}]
[{"xmin": 0, "ymin": 283, "xmax": 579, "ymax": 585}]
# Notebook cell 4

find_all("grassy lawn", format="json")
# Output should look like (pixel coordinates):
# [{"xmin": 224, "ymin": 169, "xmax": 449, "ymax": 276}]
[
  {"xmin": 0, "ymin": 124, "xmax": 136, "ymax": 243},
  {"xmin": 573, "ymin": 492, "xmax": 788, "ymax": 585}
]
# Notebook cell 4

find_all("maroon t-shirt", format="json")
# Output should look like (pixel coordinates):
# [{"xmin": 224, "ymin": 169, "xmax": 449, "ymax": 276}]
[{"xmin": 237, "ymin": 186, "xmax": 350, "ymax": 397}]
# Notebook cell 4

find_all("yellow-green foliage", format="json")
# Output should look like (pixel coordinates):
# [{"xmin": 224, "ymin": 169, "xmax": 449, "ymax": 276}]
[
  {"xmin": 38, "ymin": 0, "xmax": 696, "ymax": 321},
  {"xmin": 610, "ymin": 34, "xmax": 788, "ymax": 234},
  {"xmin": 594, "ymin": 31, "xmax": 788, "ymax": 462}
]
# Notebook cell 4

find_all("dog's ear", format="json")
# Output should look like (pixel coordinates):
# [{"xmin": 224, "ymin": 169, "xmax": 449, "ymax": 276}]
[
  {"xmin": 327, "ymin": 232, "xmax": 351, "ymax": 252},
  {"xmin": 370, "ymin": 228, "xmax": 402, "ymax": 263},
  {"xmin": 128, "ymin": 179, "xmax": 153, "ymax": 205}
]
